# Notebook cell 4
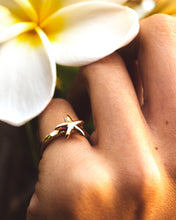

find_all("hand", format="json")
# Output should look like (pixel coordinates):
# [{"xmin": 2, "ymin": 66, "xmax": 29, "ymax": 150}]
[{"xmin": 27, "ymin": 14, "xmax": 176, "ymax": 220}]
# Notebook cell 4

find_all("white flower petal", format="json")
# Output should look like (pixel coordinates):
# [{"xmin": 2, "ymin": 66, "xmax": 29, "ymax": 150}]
[
  {"xmin": 0, "ymin": 21, "xmax": 36, "ymax": 43},
  {"xmin": 0, "ymin": 0, "xmax": 31, "ymax": 21},
  {"xmin": 13, "ymin": 0, "xmax": 38, "ymax": 22},
  {"xmin": 43, "ymin": 2, "xmax": 139, "ymax": 66},
  {"xmin": 0, "ymin": 30, "xmax": 56, "ymax": 126},
  {"xmin": 27, "ymin": 0, "xmax": 126, "ymax": 24},
  {"xmin": 0, "ymin": 5, "xmax": 20, "ymax": 30},
  {"xmin": 28, "ymin": 0, "xmax": 62, "ymax": 22},
  {"xmin": 0, "ymin": 5, "xmax": 36, "ymax": 43},
  {"xmin": 60, "ymin": 0, "xmax": 127, "ymax": 8}
]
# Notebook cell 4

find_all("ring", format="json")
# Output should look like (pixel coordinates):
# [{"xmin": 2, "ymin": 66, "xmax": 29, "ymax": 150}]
[{"xmin": 40, "ymin": 114, "xmax": 88, "ymax": 156}]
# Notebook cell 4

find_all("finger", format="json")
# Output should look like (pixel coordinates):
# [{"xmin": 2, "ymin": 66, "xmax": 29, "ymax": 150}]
[
  {"xmin": 68, "ymin": 53, "xmax": 147, "ymax": 148},
  {"xmin": 28, "ymin": 99, "xmax": 91, "ymax": 218},
  {"xmin": 138, "ymin": 14, "xmax": 176, "ymax": 126},
  {"xmin": 40, "ymin": 98, "xmax": 89, "ymax": 136},
  {"xmin": 39, "ymin": 98, "xmax": 91, "ymax": 160},
  {"xmin": 39, "ymin": 98, "xmax": 78, "ymax": 140},
  {"xmin": 137, "ymin": 15, "xmax": 176, "ymax": 177},
  {"xmin": 68, "ymin": 41, "xmax": 143, "ymax": 121}
]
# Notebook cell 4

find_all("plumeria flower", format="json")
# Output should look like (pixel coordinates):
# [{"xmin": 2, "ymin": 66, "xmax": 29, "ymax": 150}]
[{"xmin": 0, "ymin": 0, "xmax": 139, "ymax": 126}]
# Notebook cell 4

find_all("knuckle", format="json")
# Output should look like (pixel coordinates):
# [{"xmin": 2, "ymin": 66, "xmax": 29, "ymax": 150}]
[
  {"xmin": 148, "ymin": 13, "xmax": 175, "ymax": 24},
  {"xmin": 141, "ymin": 14, "xmax": 176, "ymax": 42},
  {"xmin": 80, "ymin": 53, "xmax": 125, "ymax": 87},
  {"xmin": 153, "ymin": 14, "xmax": 176, "ymax": 34},
  {"xmin": 119, "ymin": 152, "xmax": 165, "ymax": 195},
  {"xmin": 55, "ymin": 157, "xmax": 118, "ymax": 218}
]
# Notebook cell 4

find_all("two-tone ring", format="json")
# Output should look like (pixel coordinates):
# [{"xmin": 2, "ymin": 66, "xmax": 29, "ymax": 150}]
[{"xmin": 40, "ymin": 114, "xmax": 88, "ymax": 156}]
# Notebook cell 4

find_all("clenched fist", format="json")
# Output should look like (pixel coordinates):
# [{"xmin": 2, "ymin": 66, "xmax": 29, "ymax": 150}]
[{"xmin": 27, "ymin": 14, "xmax": 176, "ymax": 220}]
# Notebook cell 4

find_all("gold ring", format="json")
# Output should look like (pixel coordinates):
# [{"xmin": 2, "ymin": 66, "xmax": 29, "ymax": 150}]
[{"xmin": 40, "ymin": 114, "xmax": 88, "ymax": 156}]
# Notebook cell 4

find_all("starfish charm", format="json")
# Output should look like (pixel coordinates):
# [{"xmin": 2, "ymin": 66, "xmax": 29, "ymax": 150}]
[{"xmin": 55, "ymin": 115, "xmax": 85, "ymax": 139}]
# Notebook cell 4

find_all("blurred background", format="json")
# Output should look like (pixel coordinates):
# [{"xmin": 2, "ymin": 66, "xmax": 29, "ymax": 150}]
[{"xmin": 0, "ymin": 0, "xmax": 175, "ymax": 219}]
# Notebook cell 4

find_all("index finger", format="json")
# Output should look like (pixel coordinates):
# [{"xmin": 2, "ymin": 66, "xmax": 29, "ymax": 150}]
[{"xmin": 68, "ymin": 53, "xmax": 147, "ymax": 148}]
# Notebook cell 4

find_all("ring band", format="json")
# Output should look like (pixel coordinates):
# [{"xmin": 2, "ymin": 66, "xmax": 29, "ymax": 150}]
[{"xmin": 40, "ymin": 114, "xmax": 88, "ymax": 156}]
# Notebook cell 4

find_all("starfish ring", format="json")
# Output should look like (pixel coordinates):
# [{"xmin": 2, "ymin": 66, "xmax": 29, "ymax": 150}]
[{"xmin": 40, "ymin": 115, "xmax": 88, "ymax": 156}]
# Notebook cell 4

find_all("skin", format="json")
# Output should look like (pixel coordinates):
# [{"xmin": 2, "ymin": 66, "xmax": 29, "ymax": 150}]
[{"xmin": 27, "ymin": 14, "xmax": 176, "ymax": 220}]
